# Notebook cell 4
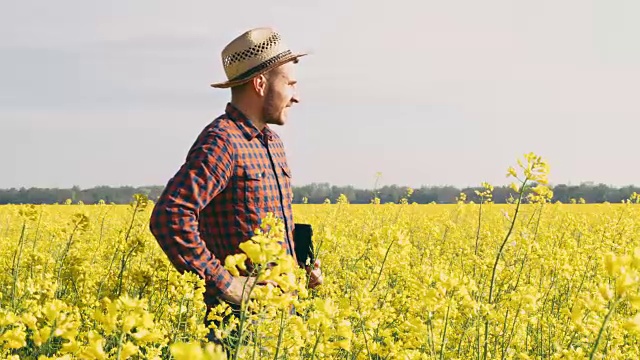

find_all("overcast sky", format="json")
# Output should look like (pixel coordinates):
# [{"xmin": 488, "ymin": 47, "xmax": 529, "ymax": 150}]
[{"xmin": 1, "ymin": 0, "xmax": 639, "ymax": 189}]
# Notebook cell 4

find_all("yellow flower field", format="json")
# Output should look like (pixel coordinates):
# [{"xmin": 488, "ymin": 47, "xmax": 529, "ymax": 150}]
[{"xmin": 1, "ymin": 153, "xmax": 640, "ymax": 359}]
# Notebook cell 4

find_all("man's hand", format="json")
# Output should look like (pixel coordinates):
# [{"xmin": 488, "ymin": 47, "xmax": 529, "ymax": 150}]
[
  {"xmin": 218, "ymin": 276, "xmax": 280, "ymax": 305},
  {"xmin": 218, "ymin": 276, "xmax": 257, "ymax": 305},
  {"xmin": 307, "ymin": 259, "xmax": 323, "ymax": 289}
]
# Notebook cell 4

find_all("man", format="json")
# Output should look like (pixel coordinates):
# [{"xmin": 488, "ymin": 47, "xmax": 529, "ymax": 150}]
[{"xmin": 148, "ymin": 27, "xmax": 322, "ymax": 336}]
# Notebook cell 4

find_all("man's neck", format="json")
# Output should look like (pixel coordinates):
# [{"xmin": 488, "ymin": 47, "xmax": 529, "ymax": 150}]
[{"xmin": 230, "ymin": 100, "xmax": 266, "ymax": 131}]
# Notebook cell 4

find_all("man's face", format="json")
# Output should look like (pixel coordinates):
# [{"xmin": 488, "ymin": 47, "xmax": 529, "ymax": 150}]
[{"xmin": 261, "ymin": 61, "xmax": 299, "ymax": 126}]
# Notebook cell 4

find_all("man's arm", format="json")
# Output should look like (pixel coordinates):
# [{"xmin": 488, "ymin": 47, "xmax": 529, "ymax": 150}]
[{"xmin": 149, "ymin": 131, "xmax": 235, "ymax": 296}]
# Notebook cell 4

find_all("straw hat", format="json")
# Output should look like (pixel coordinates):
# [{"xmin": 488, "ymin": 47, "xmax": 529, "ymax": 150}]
[{"xmin": 210, "ymin": 27, "xmax": 308, "ymax": 89}]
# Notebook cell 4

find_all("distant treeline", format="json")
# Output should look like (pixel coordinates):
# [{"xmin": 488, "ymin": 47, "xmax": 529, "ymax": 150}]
[{"xmin": 0, "ymin": 182, "xmax": 638, "ymax": 205}]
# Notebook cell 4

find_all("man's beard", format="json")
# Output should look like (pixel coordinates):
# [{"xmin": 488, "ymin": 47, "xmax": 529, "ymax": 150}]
[{"xmin": 261, "ymin": 88, "xmax": 284, "ymax": 125}]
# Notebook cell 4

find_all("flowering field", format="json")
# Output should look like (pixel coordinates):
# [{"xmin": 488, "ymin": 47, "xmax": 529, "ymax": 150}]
[{"xmin": 1, "ymin": 154, "xmax": 640, "ymax": 359}]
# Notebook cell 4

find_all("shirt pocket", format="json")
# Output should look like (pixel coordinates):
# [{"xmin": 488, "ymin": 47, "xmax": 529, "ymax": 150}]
[
  {"xmin": 280, "ymin": 162, "xmax": 292, "ymax": 178},
  {"xmin": 279, "ymin": 162, "xmax": 293, "ymax": 203},
  {"xmin": 241, "ymin": 165, "xmax": 267, "ymax": 208}
]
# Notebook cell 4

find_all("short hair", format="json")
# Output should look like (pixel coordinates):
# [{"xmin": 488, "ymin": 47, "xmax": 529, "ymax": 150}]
[{"xmin": 230, "ymin": 69, "xmax": 276, "ymax": 98}]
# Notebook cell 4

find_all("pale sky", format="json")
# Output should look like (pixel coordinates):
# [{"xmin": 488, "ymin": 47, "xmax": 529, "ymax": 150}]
[{"xmin": 1, "ymin": 0, "xmax": 639, "ymax": 189}]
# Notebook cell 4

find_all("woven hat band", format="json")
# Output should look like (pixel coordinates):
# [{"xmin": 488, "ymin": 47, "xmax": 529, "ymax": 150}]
[{"xmin": 228, "ymin": 50, "xmax": 293, "ymax": 82}]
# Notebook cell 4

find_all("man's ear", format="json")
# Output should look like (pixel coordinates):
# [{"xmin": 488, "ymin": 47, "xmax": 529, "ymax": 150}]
[{"xmin": 253, "ymin": 74, "xmax": 268, "ymax": 97}]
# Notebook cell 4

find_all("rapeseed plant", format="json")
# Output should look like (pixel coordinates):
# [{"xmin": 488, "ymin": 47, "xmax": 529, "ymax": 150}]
[{"xmin": 0, "ymin": 153, "xmax": 639, "ymax": 359}]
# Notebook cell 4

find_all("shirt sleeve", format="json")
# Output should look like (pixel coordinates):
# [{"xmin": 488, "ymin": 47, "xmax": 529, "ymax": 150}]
[{"xmin": 149, "ymin": 131, "xmax": 235, "ymax": 296}]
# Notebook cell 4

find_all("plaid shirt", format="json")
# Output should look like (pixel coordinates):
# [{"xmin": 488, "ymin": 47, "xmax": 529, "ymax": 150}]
[{"xmin": 149, "ymin": 103, "xmax": 296, "ymax": 306}]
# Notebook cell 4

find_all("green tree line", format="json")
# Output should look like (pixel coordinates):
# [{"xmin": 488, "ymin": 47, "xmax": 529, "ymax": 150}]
[{"xmin": 0, "ymin": 182, "xmax": 638, "ymax": 205}]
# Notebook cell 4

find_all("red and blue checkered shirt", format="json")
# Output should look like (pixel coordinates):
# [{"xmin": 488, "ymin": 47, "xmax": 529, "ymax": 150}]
[{"xmin": 149, "ymin": 103, "xmax": 296, "ymax": 306}]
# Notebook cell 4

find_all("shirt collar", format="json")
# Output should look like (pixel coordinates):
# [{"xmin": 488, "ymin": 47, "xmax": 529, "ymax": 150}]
[{"xmin": 225, "ymin": 102, "xmax": 274, "ymax": 141}]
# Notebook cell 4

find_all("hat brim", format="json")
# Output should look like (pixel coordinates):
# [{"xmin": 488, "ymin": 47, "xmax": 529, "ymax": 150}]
[{"xmin": 210, "ymin": 52, "xmax": 309, "ymax": 89}]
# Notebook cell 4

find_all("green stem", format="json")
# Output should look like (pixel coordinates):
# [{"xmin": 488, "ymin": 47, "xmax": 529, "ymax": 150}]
[
  {"xmin": 309, "ymin": 330, "xmax": 321, "ymax": 360},
  {"xmin": 503, "ymin": 302, "xmax": 522, "ymax": 359},
  {"xmin": 116, "ymin": 201, "xmax": 142, "ymax": 296},
  {"xmin": 456, "ymin": 318, "xmax": 470, "ymax": 357},
  {"xmin": 55, "ymin": 220, "xmax": 81, "ymax": 298},
  {"xmin": 29, "ymin": 208, "xmax": 43, "ymax": 279},
  {"xmin": 476, "ymin": 320, "xmax": 481, "ymax": 360},
  {"xmin": 115, "ymin": 330, "xmax": 126, "ymax": 360},
  {"xmin": 428, "ymin": 314, "xmax": 436, "ymax": 358},
  {"xmin": 439, "ymin": 303, "xmax": 451, "ymax": 360},
  {"xmin": 96, "ymin": 240, "xmax": 121, "ymax": 300},
  {"xmin": 252, "ymin": 328, "xmax": 258, "ymax": 360},
  {"xmin": 116, "ymin": 241, "xmax": 142, "ymax": 297},
  {"xmin": 360, "ymin": 320, "xmax": 373, "ymax": 360},
  {"xmin": 589, "ymin": 298, "xmax": 620, "ymax": 360},
  {"xmin": 172, "ymin": 294, "xmax": 186, "ymax": 344},
  {"xmin": 370, "ymin": 239, "xmax": 396, "ymax": 292},
  {"xmin": 483, "ymin": 178, "xmax": 527, "ymax": 360},
  {"xmin": 273, "ymin": 309, "xmax": 286, "ymax": 360},
  {"xmin": 233, "ymin": 269, "xmax": 262, "ymax": 360},
  {"xmin": 11, "ymin": 221, "xmax": 27, "ymax": 309},
  {"xmin": 473, "ymin": 200, "xmax": 483, "ymax": 278}
]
